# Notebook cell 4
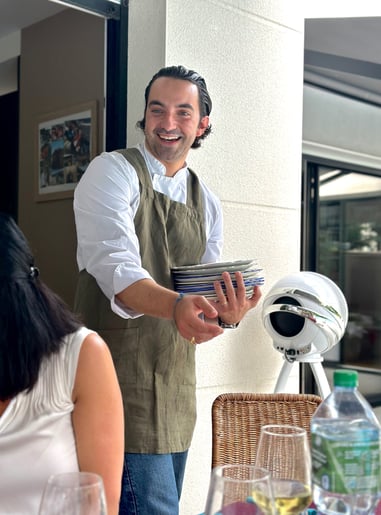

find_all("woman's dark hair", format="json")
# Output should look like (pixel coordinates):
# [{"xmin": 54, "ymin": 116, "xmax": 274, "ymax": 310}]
[
  {"xmin": 0, "ymin": 213, "xmax": 81, "ymax": 400},
  {"xmin": 136, "ymin": 65, "xmax": 213, "ymax": 149}
]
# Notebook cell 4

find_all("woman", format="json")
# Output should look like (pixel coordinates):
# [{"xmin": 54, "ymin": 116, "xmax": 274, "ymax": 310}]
[{"xmin": 0, "ymin": 212, "xmax": 124, "ymax": 514}]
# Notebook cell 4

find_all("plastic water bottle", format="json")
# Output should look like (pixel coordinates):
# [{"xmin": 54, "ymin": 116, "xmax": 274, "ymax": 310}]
[{"xmin": 311, "ymin": 369, "xmax": 381, "ymax": 515}]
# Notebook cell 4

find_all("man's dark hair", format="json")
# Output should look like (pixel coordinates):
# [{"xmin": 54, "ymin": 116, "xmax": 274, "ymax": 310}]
[
  {"xmin": 0, "ymin": 212, "xmax": 81, "ymax": 400},
  {"xmin": 137, "ymin": 65, "xmax": 212, "ymax": 149}
]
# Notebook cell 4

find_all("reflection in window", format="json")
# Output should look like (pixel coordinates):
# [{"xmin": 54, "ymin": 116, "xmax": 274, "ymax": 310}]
[{"xmin": 318, "ymin": 167, "xmax": 381, "ymax": 370}]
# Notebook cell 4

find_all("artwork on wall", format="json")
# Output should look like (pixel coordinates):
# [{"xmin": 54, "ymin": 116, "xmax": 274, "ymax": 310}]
[{"xmin": 36, "ymin": 101, "xmax": 97, "ymax": 202}]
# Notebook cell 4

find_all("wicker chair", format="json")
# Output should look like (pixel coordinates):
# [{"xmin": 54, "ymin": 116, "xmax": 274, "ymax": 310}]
[{"xmin": 211, "ymin": 392, "xmax": 322, "ymax": 469}]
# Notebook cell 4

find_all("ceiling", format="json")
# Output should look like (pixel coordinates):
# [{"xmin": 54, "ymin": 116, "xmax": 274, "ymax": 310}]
[
  {"xmin": 304, "ymin": 17, "xmax": 381, "ymax": 102},
  {"xmin": 0, "ymin": 0, "xmax": 66, "ymax": 40},
  {"xmin": 0, "ymin": 0, "xmax": 66, "ymax": 94},
  {"xmin": 1, "ymin": 4, "xmax": 381, "ymax": 101}
]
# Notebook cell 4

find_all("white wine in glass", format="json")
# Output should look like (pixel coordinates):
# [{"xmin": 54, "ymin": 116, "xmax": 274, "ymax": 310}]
[
  {"xmin": 255, "ymin": 424, "xmax": 312, "ymax": 515},
  {"xmin": 38, "ymin": 471, "xmax": 107, "ymax": 515},
  {"xmin": 204, "ymin": 464, "xmax": 275, "ymax": 515}
]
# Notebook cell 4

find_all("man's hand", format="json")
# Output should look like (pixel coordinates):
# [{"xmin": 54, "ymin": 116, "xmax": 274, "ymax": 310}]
[
  {"xmin": 173, "ymin": 294, "xmax": 223, "ymax": 343},
  {"xmin": 211, "ymin": 271, "xmax": 262, "ymax": 325}
]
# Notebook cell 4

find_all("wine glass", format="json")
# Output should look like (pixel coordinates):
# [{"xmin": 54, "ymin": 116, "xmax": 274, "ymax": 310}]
[
  {"xmin": 204, "ymin": 464, "xmax": 275, "ymax": 515},
  {"xmin": 255, "ymin": 424, "xmax": 312, "ymax": 515},
  {"xmin": 38, "ymin": 471, "xmax": 107, "ymax": 515}
]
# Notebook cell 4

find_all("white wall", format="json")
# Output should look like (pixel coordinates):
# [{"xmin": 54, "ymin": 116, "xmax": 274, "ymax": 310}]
[
  {"xmin": 128, "ymin": 1, "xmax": 303, "ymax": 514},
  {"xmin": 126, "ymin": 0, "xmax": 166, "ymax": 146}
]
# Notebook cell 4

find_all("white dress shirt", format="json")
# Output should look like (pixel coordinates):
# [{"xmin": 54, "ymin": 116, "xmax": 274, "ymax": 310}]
[{"xmin": 73, "ymin": 143, "xmax": 223, "ymax": 318}]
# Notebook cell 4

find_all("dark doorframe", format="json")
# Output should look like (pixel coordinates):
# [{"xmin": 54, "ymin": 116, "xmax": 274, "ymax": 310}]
[
  {"xmin": 301, "ymin": 159, "xmax": 319, "ymax": 272},
  {"xmin": 0, "ymin": 88, "xmax": 19, "ymax": 220},
  {"xmin": 106, "ymin": 1, "xmax": 128, "ymax": 150}
]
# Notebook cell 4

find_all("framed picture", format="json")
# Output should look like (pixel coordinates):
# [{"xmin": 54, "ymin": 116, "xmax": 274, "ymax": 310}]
[{"xmin": 36, "ymin": 101, "xmax": 97, "ymax": 202}]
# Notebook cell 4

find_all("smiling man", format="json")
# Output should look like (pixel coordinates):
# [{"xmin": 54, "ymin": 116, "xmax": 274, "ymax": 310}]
[{"xmin": 73, "ymin": 65, "xmax": 261, "ymax": 515}]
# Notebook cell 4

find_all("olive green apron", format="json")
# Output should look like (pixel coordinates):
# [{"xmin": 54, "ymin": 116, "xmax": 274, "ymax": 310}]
[{"xmin": 74, "ymin": 148, "xmax": 206, "ymax": 453}]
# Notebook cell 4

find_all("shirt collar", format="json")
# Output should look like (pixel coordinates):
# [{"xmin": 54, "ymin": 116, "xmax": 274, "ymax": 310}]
[{"xmin": 138, "ymin": 142, "xmax": 188, "ymax": 178}]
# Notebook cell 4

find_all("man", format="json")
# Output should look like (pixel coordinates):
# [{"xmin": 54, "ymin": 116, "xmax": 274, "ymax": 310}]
[{"xmin": 73, "ymin": 65, "xmax": 261, "ymax": 515}]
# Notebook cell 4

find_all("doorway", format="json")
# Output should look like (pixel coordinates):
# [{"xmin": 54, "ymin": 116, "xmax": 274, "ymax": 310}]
[{"xmin": 302, "ymin": 158, "xmax": 381, "ymax": 404}]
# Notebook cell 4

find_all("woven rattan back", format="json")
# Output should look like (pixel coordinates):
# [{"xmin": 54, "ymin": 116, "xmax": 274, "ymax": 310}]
[{"xmin": 211, "ymin": 392, "xmax": 322, "ymax": 468}]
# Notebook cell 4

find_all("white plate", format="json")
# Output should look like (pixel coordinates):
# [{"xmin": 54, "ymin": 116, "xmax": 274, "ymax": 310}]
[
  {"xmin": 173, "ymin": 270, "xmax": 263, "ymax": 284},
  {"xmin": 171, "ymin": 259, "xmax": 255, "ymax": 271},
  {"xmin": 181, "ymin": 286, "xmax": 255, "ymax": 300},
  {"xmin": 172, "ymin": 259, "xmax": 257, "ymax": 275}
]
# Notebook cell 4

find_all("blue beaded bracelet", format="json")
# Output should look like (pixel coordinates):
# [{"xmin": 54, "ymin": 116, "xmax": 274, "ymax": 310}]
[
  {"xmin": 176, "ymin": 292, "xmax": 185, "ymax": 303},
  {"xmin": 173, "ymin": 292, "xmax": 184, "ymax": 318}
]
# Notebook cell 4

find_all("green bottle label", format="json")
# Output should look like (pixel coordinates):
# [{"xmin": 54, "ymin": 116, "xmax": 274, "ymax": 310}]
[{"xmin": 312, "ymin": 433, "xmax": 381, "ymax": 494}]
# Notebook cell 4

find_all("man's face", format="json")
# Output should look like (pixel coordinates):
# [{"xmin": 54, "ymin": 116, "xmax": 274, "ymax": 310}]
[{"xmin": 144, "ymin": 77, "xmax": 209, "ymax": 176}]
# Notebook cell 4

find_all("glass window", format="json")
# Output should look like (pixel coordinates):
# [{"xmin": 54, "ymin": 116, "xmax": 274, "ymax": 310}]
[{"xmin": 302, "ymin": 161, "xmax": 381, "ymax": 401}]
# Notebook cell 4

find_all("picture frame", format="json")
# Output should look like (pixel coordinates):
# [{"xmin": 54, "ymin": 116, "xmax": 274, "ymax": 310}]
[{"xmin": 35, "ymin": 101, "xmax": 97, "ymax": 202}]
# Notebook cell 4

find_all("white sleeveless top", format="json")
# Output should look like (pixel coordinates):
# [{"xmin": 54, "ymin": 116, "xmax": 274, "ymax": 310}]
[{"xmin": 0, "ymin": 326, "xmax": 92, "ymax": 514}]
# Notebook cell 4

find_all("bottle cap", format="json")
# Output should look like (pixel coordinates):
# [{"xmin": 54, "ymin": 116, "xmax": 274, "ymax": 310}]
[{"xmin": 334, "ymin": 369, "xmax": 358, "ymax": 387}]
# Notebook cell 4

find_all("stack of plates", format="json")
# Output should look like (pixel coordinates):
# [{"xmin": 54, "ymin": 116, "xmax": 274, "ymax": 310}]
[{"xmin": 171, "ymin": 259, "xmax": 264, "ymax": 300}]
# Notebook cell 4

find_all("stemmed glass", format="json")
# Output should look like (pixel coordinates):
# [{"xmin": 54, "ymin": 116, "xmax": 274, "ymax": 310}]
[
  {"xmin": 204, "ymin": 464, "xmax": 275, "ymax": 515},
  {"xmin": 38, "ymin": 471, "xmax": 107, "ymax": 515},
  {"xmin": 255, "ymin": 424, "xmax": 312, "ymax": 515}
]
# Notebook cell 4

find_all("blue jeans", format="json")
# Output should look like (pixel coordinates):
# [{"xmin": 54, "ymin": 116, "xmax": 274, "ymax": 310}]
[{"xmin": 118, "ymin": 451, "xmax": 189, "ymax": 515}]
